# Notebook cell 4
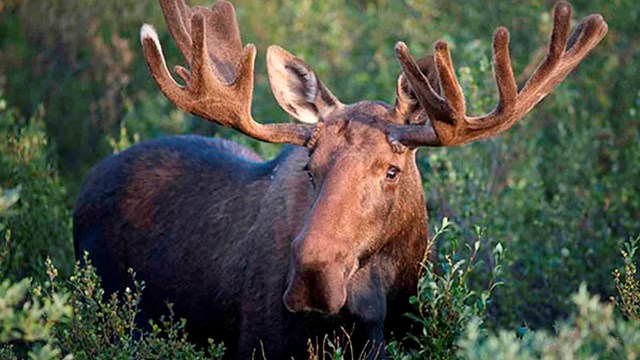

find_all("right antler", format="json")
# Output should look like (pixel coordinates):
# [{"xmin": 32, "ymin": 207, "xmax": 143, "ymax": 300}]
[
  {"xmin": 140, "ymin": 0, "xmax": 316, "ymax": 145},
  {"xmin": 390, "ymin": 1, "xmax": 608, "ymax": 147}
]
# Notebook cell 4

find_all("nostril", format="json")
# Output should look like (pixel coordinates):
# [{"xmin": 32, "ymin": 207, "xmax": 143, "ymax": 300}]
[
  {"xmin": 324, "ymin": 290, "xmax": 347, "ymax": 314},
  {"xmin": 283, "ymin": 270, "xmax": 348, "ymax": 314},
  {"xmin": 283, "ymin": 279, "xmax": 312, "ymax": 313},
  {"xmin": 283, "ymin": 290, "xmax": 305, "ymax": 313}
]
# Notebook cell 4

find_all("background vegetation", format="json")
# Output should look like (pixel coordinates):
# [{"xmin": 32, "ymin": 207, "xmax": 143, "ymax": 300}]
[{"xmin": 0, "ymin": 0, "xmax": 638, "ymax": 358}]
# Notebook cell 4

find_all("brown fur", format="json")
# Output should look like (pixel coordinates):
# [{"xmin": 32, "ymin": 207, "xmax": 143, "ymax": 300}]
[{"xmin": 120, "ymin": 151, "xmax": 182, "ymax": 230}]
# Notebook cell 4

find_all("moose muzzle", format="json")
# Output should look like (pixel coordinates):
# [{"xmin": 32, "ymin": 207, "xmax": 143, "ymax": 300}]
[{"xmin": 283, "ymin": 237, "xmax": 357, "ymax": 314}]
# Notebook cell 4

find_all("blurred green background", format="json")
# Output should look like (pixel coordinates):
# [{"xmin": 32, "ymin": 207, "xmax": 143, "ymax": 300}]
[{"xmin": 0, "ymin": 0, "xmax": 638, "ymax": 335}]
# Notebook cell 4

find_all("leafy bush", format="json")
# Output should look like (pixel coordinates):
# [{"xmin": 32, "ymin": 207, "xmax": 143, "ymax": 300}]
[
  {"xmin": 0, "ymin": 113, "xmax": 225, "ymax": 358},
  {"xmin": 0, "ymin": 104, "xmax": 73, "ymax": 279},
  {"xmin": 457, "ymin": 284, "xmax": 640, "ymax": 360},
  {"xmin": 0, "ymin": 276, "xmax": 72, "ymax": 360},
  {"xmin": 455, "ymin": 234, "xmax": 640, "ymax": 360},
  {"xmin": 0, "ymin": 256, "xmax": 226, "ymax": 360},
  {"xmin": 0, "ymin": 0, "xmax": 192, "ymax": 193},
  {"xmin": 387, "ymin": 219, "xmax": 503, "ymax": 359},
  {"xmin": 614, "ymin": 235, "xmax": 640, "ymax": 322},
  {"xmin": 0, "ymin": 187, "xmax": 74, "ymax": 359}
]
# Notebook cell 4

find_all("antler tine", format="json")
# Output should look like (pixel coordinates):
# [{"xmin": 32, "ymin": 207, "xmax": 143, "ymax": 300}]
[
  {"xmin": 432, "ymin": 41, "xmax": 466, "ymax": 122},
  {"xmin": 509, "ymin": 1, "xmax": 574, "ymax": 122},
  {"xmin": 160, "ymin": 0, "xmax": 194, "ymax": 64},
  {"xmin": 141, "ymin": 0, "xmax": 316, "ymax": 146},
  {"xmin": 141, "ymin": 23, "xmax": 189, "ymax": 107},
  {"xmin": 395, "ymin": 42, "xmax": 448, "ymax": 125},
  {"xmin": 392, "ymin": 1, "xmax": 607, "ymax": 148}
]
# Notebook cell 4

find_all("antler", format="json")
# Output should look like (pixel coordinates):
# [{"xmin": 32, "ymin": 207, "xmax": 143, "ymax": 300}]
[
  {"xmin": 390, "ymin": 1, "xmax": 608, "ymax": 147},
  {"xmin": 140, "ymin": 0, "xmax": 316, "ymax": 145}
]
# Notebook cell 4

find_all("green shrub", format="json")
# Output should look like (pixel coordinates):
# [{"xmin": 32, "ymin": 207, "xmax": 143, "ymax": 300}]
[
  {"xmin": 457, "ymin": 284, "xmax": 640, "ymax": 360},
  {"xmin": 614, "ymin": 235, "xmax": 640, "ymax": 322},
  {"xmin": 106, "ymin": 119, "xmax": 141, "ymax": 154},
  {"xmin": 0, "ymin": 256, "xmax": 226, "ymax": 360},
  {"xmin": 0, "ymin": 275, "xmax": 72, "ymax": 360},
  {"xmin": 0, "ymin": 104, "xmax": 73, "ymax": 279},
  {"xmin": 0, "ymin": 104, "xmax": 226, "ymax": 359},
  {"xmin": 456, "ymin": 235, "xmax": 640, "ymax": 360},
  {"xmin": 387, "ymin": 219, "xmax": 503, "ymax": 359}
]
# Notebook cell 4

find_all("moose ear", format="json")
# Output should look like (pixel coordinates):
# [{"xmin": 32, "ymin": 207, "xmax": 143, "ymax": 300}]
[
  {"xmin": 267, "ymin": 46, "xmax": 342, "ymax": 124},
  {"xmin": 395, "ymin": 54, "xmax": 440, "ymax": 124}
]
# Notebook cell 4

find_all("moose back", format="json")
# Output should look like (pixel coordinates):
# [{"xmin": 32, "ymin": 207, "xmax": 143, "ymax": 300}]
[{"xmin": 73, "ymin": 0, "xmax": 607, "ymax": 358}]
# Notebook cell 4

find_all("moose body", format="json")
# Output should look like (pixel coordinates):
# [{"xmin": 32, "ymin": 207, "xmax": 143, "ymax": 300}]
[
  {"xmin": 75, "ymin": 130, "xmax": 426, "ymax": 358},
  {"xmin": 74, "ymin": 0, "xmax": 607, "ymax": 358}
]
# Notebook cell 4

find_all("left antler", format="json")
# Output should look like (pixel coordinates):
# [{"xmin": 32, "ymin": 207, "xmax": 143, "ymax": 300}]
[
  {"xmin": 140, "ymin": 0, "xmax": 316, "ymax": 145},
  {"xmin": 390, "ymin": 1, "xmax": 608, "ymax": 147}
]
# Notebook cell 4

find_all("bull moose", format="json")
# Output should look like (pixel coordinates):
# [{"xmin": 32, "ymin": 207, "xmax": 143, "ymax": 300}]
[{"xmin": 73, "ymin": 0, "xmax": 607, "ymax": 358}]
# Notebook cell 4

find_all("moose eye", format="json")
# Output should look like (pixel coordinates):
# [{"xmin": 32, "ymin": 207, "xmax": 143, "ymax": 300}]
[{"xmin": 386, "ymin": 166, "xmax": 401, "ymax": 181}]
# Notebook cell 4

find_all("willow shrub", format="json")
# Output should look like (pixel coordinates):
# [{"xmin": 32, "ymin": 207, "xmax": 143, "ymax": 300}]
[
  {"xmin": 385, "ymin": 219, "xmax": 503, "ymax": 360},
  {"xmin": 0, "ymin": 255, "xmax": 226, "ymax": 360},
  {"xmin": 458, "ymin": 284, "xmax": 640, "ymax": 360}
]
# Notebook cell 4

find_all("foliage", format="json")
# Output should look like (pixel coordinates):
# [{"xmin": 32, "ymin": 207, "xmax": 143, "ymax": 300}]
[
  {"xmin": 305, "ymin": 330, "xmax": 362, "ymax": 360},
  {"xmin": 0, "ymin": 255, "xmax": 226, "ymax": 360},
  {"xmin": 0, "ymin": 104, "xmax": 73, "ymax": 279},
  {"xmin": 387, "ymin": 219, "xmax": 503, "ymax": 359},
  {"xmin": 614, "ymin": 235, "xmax": 640, "ymax": 322},
  {"xmin": 0, "ymin": 113, "xmax": 225, "ymax": 358},
  {"xmin": 457, "ymin": 284, "xmax": 640, "ymax": 360},
  {"xmin": 0, "ymin": 0, "xmax": 190, "ymax": 193},
  {"xmin": 0, "ymin": 276, "xmax": 72, "ymax": 360},
  {"xmin": 106, "ymin": 119, "xmax": 141, "ymax": 154}
]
